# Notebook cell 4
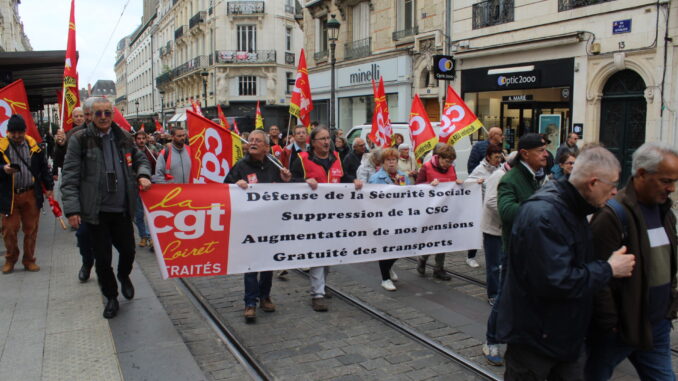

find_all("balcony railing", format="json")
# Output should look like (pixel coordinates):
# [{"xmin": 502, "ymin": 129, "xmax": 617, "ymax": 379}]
[
  {"xmin": 189, "ymin": 11, "xmax": 206, "ymax": 29},
  {"xmin": 227, "ymin": 1, "xmax": 265, "ymax": 15},
  {"xmin": 175, "ymin": 25, "xmax": 186, "ymax": 39},
  {"xmin": 559, "ymin": 0, "xmax": 615, "ymax": 11},
  {"xmin": 156, "ymin": 72, "xmax": 172, "ymax": 87},
  {"xmin": 314, "ymin": 50, "xmax": 328, "ymax": 62},
  {"xmin": 472, "ymin": 0, "xmax": 514, "ymax": 29},
  {"xmin": 171, "ymin": 55, "xmax": 209, "ymax": 78},
  {"xmin": 285, "ymin": 52, "xmax": 295, "ymax": 65},
  {"xmin": 344, "ymin": 37, "xmax": 371, "ymax": 60},
  {"xmin": 215, "ymin": 50, "xmax": 276, "ymax": 64},
  {"xmin": 392, "ymin": 26, "xmax": 419, "ymax": 41}
]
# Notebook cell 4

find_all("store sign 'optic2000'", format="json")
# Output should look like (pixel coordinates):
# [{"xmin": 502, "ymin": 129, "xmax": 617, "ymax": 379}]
[{"xmin": 497, "ymin": 74, "xmax": 538, "ymax": 86}]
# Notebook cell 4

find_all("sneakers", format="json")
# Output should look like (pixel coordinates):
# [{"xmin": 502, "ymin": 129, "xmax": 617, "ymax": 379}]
[
  {"xmin": 260, "ymin": 297, "xmax": 276, "ymax": 312},
  {"xmin": 2, "ymin": 262, "xmax": 14, "ymax": 274},
  {"xmin": 311, "ymin": 297, "xmax": 328, "ymax": 312},
  {"xmin": 466, "ymin": 258, "xmax": 480, "ymax": 268},
  {"xmin": 389, "ymin": 269, "xmax": 398, "ymax": 282},
  {"xmin": 482, "ymin": 343, "xmax": 504, "ymax": 366},
  {"xmin": 416, "ymin": 260, "xmax": 426, "ymax": 276},
  {"xmin": 244, "ymin": 306, "xmax": 256, "ymax": 322},
  {"xmin": 433, "ymin": 269, "xmax": 451, "ymax": 281},
  {"xmin": 138, "ymin": 237, "xmax": 148, "ymax": 248},
  {"xmin": 24, "ymin": 263, "xmax": 40, "ymax": 272},
  {"xmin": 381, "ymin": 279, "xmax": 396, "ymax": 291}
]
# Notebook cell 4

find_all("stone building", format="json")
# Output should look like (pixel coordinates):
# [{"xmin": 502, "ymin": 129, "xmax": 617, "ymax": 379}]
[{"xmin": 0, "ymin": 0, "xmax": 31, "ymax": 52}]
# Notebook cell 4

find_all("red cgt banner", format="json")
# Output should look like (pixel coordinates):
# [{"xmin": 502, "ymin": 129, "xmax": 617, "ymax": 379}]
[{"xmin": 141, "ymin": 183, "xmax": 230, "ymax": 278}]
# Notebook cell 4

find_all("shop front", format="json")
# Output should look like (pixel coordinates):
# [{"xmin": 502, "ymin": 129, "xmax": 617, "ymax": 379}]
[
  {"xmin": 309, "ymin": 55, "xmax": 412, "ymax": 132},
  {"xmin": 461, "ymin": 58, "xmax": 574, "ymax": 153}
]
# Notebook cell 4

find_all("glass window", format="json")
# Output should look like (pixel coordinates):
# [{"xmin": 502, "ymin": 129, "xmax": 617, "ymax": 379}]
[
  {"xmin": 397, "ymin": 0, "xmax": 415, "ymax": 30},
  {"xmin": 286, "ymin": 27, "xmax": 293, "ymax": 51},
  {"xmin": 352, "ymin": 2, "xmax": 370, "ymax": 41},
  {"xmin": 317, "ymin": 16, "xmax": 328, "ymax": 52},
  {"xmin": 285, "ymin": 72, "xmax": 293, "ymax": 94},
  {"xmin": 237, "ymin": 25, "xmax": 256, "ymax": 52},
  {"xmin": 238, "ymin": 76, "xmax": 257, "ymax": 96}
]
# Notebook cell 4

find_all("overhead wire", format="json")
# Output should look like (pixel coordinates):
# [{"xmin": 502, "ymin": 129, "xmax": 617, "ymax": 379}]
[{"xmin": 86, "ymin": 0, "xmax": 133, "ymax": 84}]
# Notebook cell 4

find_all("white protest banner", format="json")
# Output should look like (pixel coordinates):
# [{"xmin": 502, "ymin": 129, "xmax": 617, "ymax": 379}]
[{"xmin": 141, "ymin": 182, "xmax": 482, "ymax": 279}]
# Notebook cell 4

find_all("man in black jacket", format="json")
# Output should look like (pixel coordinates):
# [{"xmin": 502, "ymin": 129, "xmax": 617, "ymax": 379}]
[
  {"xmin": 224, "ymin": 129, "xmax": 291, "ymax": 323},
  {"xmin": 342, "ymin": 137, "xmax": 366, "ymax": 182},
  {"xmin": 496, "ymin": 146, "xmax": 636, "ymax": 380}
]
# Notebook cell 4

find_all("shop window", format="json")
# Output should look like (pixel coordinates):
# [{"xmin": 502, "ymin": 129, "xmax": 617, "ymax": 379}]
[{"xmin": 239, "ymin": 76, "xmax": 257, "ymax": 96}]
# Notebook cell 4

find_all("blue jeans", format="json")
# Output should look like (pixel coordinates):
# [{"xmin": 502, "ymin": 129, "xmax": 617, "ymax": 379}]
[
  {"xmin": 485, "ymin": 233, "xmax": 507, "ymax": 344},
  {"xmin": 244, "ymin": 272, "xmax": 273, "ymax": 307},
  {"xmin": 585, "ymin": 319, "xmax": 675, "ymax": 381},
  {"xmin": 75, "ymin": 222, "xmax": 94, "ymax": 268},
  {"xmin": 134, "ymin": 196, "xmax": 150, "ymax": 239},
  {"xmin": 483, "ymin": 233, "xmax": 504, "ymax": 299}
]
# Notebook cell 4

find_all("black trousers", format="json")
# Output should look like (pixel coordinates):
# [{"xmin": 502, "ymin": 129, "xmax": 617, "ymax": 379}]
[
  {"xmin": 379, "ymin": 259, "xmax": 397, "ymax": 281},
  {"xmin": 87, "ymin": 212, "xmax": 135, "ymax": 298},
  {"xmin": 504, "ymin": 343, "xmax": 586, "ymax": 381}
]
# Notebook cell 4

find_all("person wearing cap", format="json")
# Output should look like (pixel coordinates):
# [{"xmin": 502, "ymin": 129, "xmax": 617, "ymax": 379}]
[
  {"xmin": 397, "ymin": 143, "xmax": 418, "ymax": 184},
  {"xmin": 0, "ymin": 115, "xmax": 54, "ymax": 274},
  {"xmin": 497, "ymin": 133, "xmax": 550, "ymax": 254}
]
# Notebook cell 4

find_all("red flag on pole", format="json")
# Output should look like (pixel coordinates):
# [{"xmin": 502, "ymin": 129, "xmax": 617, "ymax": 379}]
[
  {"xmin": 439, "ymin": 85, "xmax": 484, "ymax": 145},
  {"xmin": 187, "ymin": 110, "xmax": 243, "ymax": 183},
  {"xmin": 408, "ymin": 94, "xmax": 438, "ymax": 160},
  {"xmin": 289, "ymin": 49, "xmax": 313, "ymax": 129},
  {"xmin": 154, "ymin": 119, "xmax": 164, "ymax": 134},
  {"xmin": 113, "ymin": 106, "xmax": 132, "ymax": 132},
  {"xmin": 60, "ymin": 0, "xmax": 80, "ymax": 132},
  {"xmin": 368, "ymin": 77, "xmax": 393, "ymax": 148},
  {"xmin": 217, "ymin": 104, "xmax": 231, "ymax": 131},
  {"xmin": 255, "ymin": 100, "xmax": 264, "ymax": 130},
  {"xmin": 232, "ymin": 118, "xmax": 240, "ymax": 135},
  {"xmin": 0, "ymin": 79, "xmax": 42, "ymax": 142}
]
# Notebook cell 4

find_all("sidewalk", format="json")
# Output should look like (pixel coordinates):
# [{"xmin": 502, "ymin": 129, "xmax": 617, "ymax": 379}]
[{"xmin": 0, "ymin": 207, "xmax": 206, "ymax": 381}]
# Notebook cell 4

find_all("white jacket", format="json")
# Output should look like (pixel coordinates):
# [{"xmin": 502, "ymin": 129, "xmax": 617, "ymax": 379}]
[{"xmin": 480, "ymin": 162, "xmax": 508, "ymax": 236}]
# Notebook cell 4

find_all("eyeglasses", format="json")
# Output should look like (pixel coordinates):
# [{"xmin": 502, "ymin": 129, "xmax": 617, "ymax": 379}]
[
  {"xmin": 597, "ymin": 177, "xmax": 619, "ymax": 188},
  {"xmin": 93, "ymin": 110, "xmax": 113, "ymax": 118}
]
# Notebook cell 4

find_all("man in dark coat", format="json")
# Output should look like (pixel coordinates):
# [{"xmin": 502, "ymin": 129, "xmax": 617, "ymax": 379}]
[
  {"xmin": 496, "ymin": 146, "xmax": 636, "ymax": 380},
  {"xmin": 467, "ymin": 127, "xmax": 503, "ymax": 174},
  {"xmin": 587, "ymin": 142, "xmax": 678, "ymax": 380},
  {"xmin": 225, "ymin": 129, "xmax": 291, "ymax": 322},
  {"xmin": 342, "ymin": 137, "xmax": 366, "ymax": 182}
]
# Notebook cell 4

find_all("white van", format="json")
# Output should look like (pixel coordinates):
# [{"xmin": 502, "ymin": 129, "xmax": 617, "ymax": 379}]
[{"xmin": 345, "ymin": 123, "xmax": 473, "ymax": 179}]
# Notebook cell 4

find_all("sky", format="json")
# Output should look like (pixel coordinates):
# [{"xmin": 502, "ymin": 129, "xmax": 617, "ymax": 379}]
[{"xmin": 19, "ymin": 0, "xmax": 143, "ymax": 87}]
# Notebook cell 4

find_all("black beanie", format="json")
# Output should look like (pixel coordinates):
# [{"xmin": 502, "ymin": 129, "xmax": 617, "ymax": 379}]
[{"xmin": 7, "ymin": 115, "xmax": 26, "ymax": 133}]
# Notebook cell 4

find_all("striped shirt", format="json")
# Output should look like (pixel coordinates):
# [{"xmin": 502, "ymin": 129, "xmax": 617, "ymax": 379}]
[{"xmin": 7, "ymin": 140, "xmax": 33, "ymax": 189}]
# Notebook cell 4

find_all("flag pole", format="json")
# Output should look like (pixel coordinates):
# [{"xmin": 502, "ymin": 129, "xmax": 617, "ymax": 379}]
[
  {"xmin": 58, "ymin": 85, "xmax": 67, "ymax": 131},
  {"xmin": 285, "ymin": 115, "xmax": 293, "ymax": 146},
  {"xmin": 231, "ymin": 133, "xmax": 284, "ymax": 170}
]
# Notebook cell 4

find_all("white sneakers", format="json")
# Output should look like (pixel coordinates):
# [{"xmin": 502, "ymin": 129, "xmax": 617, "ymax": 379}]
[
  {"xmin": 482, "ymin": 342, "xmax": 504, "ymax": 366},
  {"xmin": 389, "ymin": 269, "xmax": 398, "ymax": 281},
  {"xmin": 466, "ymin": 258, "xmax": 480, "ymax": 268},
  {"xmin": 381, "ymin": 279, "xmax": 396, "ymax": 291}
]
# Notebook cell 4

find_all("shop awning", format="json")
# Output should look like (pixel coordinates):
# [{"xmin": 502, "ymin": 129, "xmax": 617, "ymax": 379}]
[
  {"xmin": 0, "ymin": 50, "xmax": 71, "ymax": 111},
  {"xmin": 168, "ymin": 112, "xmax": 186, "ymax": 123}
]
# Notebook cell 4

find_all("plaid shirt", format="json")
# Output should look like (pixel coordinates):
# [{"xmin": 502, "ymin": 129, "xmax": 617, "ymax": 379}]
[{"xmin": 7, "ymin": 140, "xmax": 33, "ymax": 189}]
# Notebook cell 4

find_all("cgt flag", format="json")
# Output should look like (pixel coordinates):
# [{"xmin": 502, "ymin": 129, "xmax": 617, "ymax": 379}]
[
  {"xmin": 408, "ymin": 94, "xmax": 438, "ymax": 160},
  {"xmin": 187, "ymin": 110, "xmax": 243, "ymax": 184},
  {"xmin": 289, "ymin": 49, "xmax": 313, "ymax": 129},
  {"xmin": 60, "ymin": 0, "xmax": 80, "ymax": 132},
  {"xmin": 439, "ymin": 85, "xmax": 484, "ymax": 145},
  {"xmin": 368, "ymin": 76, "xmax": 393, "ymax": 148},
  {"xmin": 0, "ymin": 80, "xmax": 42, "ymax": 142}
]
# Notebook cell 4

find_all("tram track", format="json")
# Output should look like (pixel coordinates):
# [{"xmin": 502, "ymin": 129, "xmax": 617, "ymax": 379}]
[{"xmin": 403, "ymin": 257, "xmax": 487, "ymax": 287}]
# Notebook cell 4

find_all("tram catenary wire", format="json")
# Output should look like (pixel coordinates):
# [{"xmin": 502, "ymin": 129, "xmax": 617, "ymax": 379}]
[
  {"xmin": 294, "ymin": 270, "xmax": 502, "ymax": 381},
  {"xmin": 178, "ymin": 278, "xmax": 273, "ymax": 381}
]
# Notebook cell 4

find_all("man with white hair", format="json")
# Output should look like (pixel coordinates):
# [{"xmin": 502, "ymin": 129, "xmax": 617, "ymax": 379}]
[
  {"xmin": 496, "ymin": 146, "xmax": 636, "ymax": 380},
  {"xmin": 397, "ymin": 143, "xmax": 418, "ymax": 184},
  {"xmin": 342, "ymin": 137, "xmax": 366, "ymax": 182},
  {"xmin": 586, "ymin": 142, "xmax": 678, "ymax": 380}
]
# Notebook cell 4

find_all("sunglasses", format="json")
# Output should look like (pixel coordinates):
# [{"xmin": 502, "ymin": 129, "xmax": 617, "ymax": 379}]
[{"xmin": 94, "ymin": 110, "xmax": 113, "ymax": 118}]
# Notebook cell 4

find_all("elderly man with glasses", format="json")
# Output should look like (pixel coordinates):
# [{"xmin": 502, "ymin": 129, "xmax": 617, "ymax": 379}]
[{"xmin": 61, "ymin": 97, "xmax": 152, "ymax": 319}]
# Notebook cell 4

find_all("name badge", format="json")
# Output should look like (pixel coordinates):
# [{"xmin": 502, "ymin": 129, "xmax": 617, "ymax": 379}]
[
  {"xmin": 125, "ymin": 153, "xmax": 133, "ymax": 167},
  {"xmin": 247, "ymin": 173, "xmax": 258, "ymax": 184}
]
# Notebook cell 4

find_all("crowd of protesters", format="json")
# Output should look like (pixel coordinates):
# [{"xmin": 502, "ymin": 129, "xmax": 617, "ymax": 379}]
[{"xmin": 3, "ymin": 97, "xmax": 677, "ymax": 380}]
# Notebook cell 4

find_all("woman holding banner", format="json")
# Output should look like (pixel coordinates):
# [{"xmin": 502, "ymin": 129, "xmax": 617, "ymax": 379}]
[{"xmin": 368, "ymin": 148, "xmax": 411, "ymax": 291}]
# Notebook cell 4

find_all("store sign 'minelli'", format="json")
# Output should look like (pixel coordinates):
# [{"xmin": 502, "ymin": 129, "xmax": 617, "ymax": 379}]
[{"xmin": 349, "ymin": 64, "xmax": 381, "ymax": 85}]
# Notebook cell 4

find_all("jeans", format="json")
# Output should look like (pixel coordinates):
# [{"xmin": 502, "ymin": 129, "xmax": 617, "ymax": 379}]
[
  {"xmin": 87, "ymin": 212, "xmax": 136, "ymax": 298},
  {"xmin": 585, "ymin": 319, "xmax": 675, "ymax": 381},
  {"xmin": 75, "ymin": 222, "xmax": 95, "ymax": 268},
  {"xmin": 485, "ymin": 234, "xmax": 508, "ymax": 344},
  {"xmin": 309, "ymin": 266, "xmax": 329, "ymax": 298},
  {"xmin": 243, "ymin": 272, "xmax": 273, "ymax": 307},
  {"xmin": 483, "ymin": 233, "xmax": 504, "ymax": 299},
  {"xmin": 134, "ymin": 196, "xmax": 150, "ymax": 239}
]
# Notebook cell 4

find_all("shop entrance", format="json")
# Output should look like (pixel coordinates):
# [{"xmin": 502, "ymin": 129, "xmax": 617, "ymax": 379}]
[
  {"xmin": 500, "ymin": 101, "xmax": 570, "ymax": 153},
  {"xmin": 599, "ymin": 70, "xmax": 646, "ymax": 184}
]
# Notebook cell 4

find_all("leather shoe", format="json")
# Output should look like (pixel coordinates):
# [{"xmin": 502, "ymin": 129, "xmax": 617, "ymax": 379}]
[
  {"xmin": 23, "ymin": 263, "xmax": 40, "ymax": 272},
  {"xmin": 2, "ymin": 262, "xmax": 15, "ymax": 274},
  {"xmin": 433, "ymin": 270, "xmax": 451, "ymax": 281},
  {"xmin": 103, "ymin": 298, "xmax": 119, "ymax": 319},
  {"xmin": 78, "ymin": 265, "xmax": 92, "ymax": 282},
  {"xmin": 120, "ymin": 277, "xmax": 135, "ymax": 300}
]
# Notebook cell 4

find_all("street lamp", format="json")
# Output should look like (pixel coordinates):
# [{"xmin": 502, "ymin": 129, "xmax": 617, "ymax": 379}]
[
  {"xmin": 201, "ymin": 70, "xmax": 209, "ymax": 110},
  {"xmin": 159, "ymin": 90, "xmax": 165, "ymax": 132},
  {"xmin": 327, "ymin": 14, "xmax": 340, "ymax": 132},
  {"xmin": 135, "ymin": 100, "xmax": 139, "ymax": 130}
]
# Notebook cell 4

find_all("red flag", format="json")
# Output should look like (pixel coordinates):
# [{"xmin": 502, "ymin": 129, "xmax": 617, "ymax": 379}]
[
  {"xmin": 154, "ymin": 119, "xmax": 164, "ymax": 134},
  {"xmin": 60, "ymin": 0, "xmax": 80, "ymax": 132},
  {"xmin": 255, "ymin": 100, "xmax": 264, "ymax": 130},
  {"xmin": 0, "ymin": 79, "xmax": 42, "ymax": 142},
  {"xmin": 368, "ymin": 77, "xmax": 392, "ymax": 148},
  {"xmin": 187, "ymin": 110, "xmax": 243, "ymax": 183},
  {"xmin": 191, "ymin": 99, "xmax": 203, "ymax": 116},
  {"xmin": 408, "ymin": 94, "xmax": 438, "ymax": 160},
  {"xmin": 232, "ymin": 118, "xmax": 240, "ymax": 135},
  {"xmin": 439, "ymin": 85, "xmax": 484, "ymax": 145},
  {"xmin": 289, "ymin": 49, "xmax": 313, "ymax": 129},
  {"xmin": 217, "ymin": 104, "xmax": 230, "ymax": 131},
  {"xmin": 113, "ymin": 106, "xmax": 132, "ymax": 132}
]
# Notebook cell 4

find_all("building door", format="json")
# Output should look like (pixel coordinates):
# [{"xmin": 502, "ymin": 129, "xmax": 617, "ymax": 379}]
[
  {"xmin": 599, "ymin": 70, "xmax": 646, "ymax": 184},
  {"xmin": 423, "ymin": 98, "xmax": 440, "ymax": 122}
]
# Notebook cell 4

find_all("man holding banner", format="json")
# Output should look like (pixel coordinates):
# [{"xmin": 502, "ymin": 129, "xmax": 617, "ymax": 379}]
[
  {"xmin": 225, "ymin": 129, "xmax": 291, "ymax": 322},
  {"xmin": 291, "ymin": 127, "xmax": 363, "ymax": 312}
]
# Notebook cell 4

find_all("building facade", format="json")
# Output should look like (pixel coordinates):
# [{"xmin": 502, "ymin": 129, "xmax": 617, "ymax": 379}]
[
  {"xmin": 0, "ymin": 0, "xmax": 31, "ymax": 52},
  {"xmin": 114, "ymin": 36, "xmax": 130, "ymax": 115},
  {"xmin": 299, "ymin": 0, "xmax": 449, "ymax": 132},
  {"xmin": 152, "ymin": 0, "xmax": 303, "ymax": 130},
  {"xmin": 126, "ymin": 10, "xmax": 158, "ymax": 127},
  {"xmin": 451, "ymin": 0, "xmax": 678, "ymax": 181}
]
